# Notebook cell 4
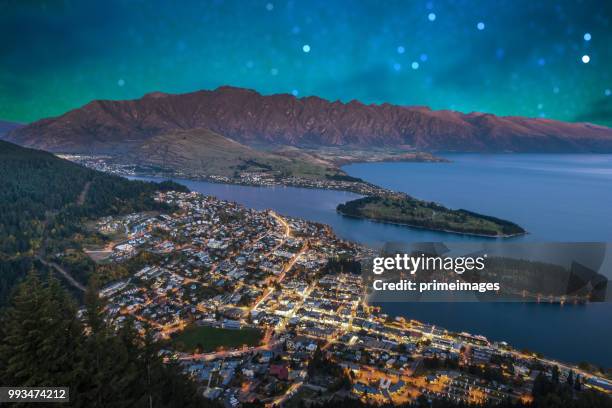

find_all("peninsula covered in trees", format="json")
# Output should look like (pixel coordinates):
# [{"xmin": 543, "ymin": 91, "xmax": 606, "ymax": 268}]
[{"xmin": 337, "ymin": 196, "xmax": 526, "ymax": 237}]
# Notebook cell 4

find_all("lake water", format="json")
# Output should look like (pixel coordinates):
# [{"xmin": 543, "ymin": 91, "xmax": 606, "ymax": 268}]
[
  {"xmin": 132, "ymin": 154, "xmax": 612, "ymax": 366},
  {"xmin": 344, "ymin": 154, "xmax": 612, "ymax": 242}
]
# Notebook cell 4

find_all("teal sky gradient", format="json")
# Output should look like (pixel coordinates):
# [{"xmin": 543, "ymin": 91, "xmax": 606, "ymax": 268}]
[{"xmin": 1, "ymin": 0, "xmax": 611, "ymax": 125}]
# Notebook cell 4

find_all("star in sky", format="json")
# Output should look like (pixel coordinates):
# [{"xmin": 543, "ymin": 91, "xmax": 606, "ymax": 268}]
[{"xmin": 0, "ymin": 0, "xmax": 610, "ymax": 127}]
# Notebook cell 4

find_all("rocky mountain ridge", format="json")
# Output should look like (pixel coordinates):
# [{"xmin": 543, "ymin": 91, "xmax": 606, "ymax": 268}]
[{"xmin": 6, "ymin": 86, "xmax": 612, "ymax": 153}]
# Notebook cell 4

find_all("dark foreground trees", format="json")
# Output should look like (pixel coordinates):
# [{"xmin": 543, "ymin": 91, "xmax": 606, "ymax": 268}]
[{"xmin": 0, "ymin": 272, "xmax": 216, "ymax": 407}]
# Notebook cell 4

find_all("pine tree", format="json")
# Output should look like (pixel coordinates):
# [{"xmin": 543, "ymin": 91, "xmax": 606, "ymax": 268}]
[
  {"xmin": 79, "ymin": 280, "xmax": 136, "ymax": 407},
  {"xmin": 1, "ymin": 271, "xmax": 214, "ymax": 407},
  {"xmin": 0, "ymin": 271, "xmax": 54, "ymax": 386},
  {"xmin": 83, "ymin": 277, "xmax": 107, "ymax": 336},
  {"xmin": 37, "ymin": 276, "xmax": 85, "ymax": 387}
]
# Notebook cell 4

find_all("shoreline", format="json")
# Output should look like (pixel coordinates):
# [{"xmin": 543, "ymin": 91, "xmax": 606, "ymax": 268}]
[
  {"xmin": 65, "ymin": 151, "xmax": 528, "ymax": 238},
  {"xmin": 336, "ymin": 209, "xmax": 527, "ymax": 238},
  {"xmin": 129, "ymin": 171, "xmax": 370, "ymax": 196},
  {"xmin": 62, "ymin": 156, "xmax": 612, "ymax": 373},
  {"xmin": 131, "ymin": 173, "xmax": 528, "ymax": 239},
  {"xmin": 122, "ymin": 174, "xmax": 609, "ymax": 371},
  {"xmin": 373, "ymin": 301, "xmax": 612, "ymax": 376},
  {"xmin": 133, "ymin": 171, "xmax": 526, "ymax": 238}
]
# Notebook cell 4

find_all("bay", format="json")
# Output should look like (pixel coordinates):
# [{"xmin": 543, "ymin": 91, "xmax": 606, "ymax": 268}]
[{"xmin": 131, "ymin": 154, "xmax": 612, "ymax": 366}]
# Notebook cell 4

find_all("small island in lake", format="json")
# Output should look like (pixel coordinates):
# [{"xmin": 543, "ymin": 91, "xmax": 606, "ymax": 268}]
[{"xmin": 337, "ymin": 195, "xmax": 526, "ymax": 237}]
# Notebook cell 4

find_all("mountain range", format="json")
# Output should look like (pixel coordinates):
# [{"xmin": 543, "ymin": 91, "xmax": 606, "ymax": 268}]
[
  {"xmin": 0, "ymin": 120, "xmax": 23, "ymax": 138},
  {"xmin": 5, "ymin": 86, "xmax": 612, "ymax": 153}
]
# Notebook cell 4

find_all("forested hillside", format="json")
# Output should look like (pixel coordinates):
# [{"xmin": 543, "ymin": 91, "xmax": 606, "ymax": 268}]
[
  {"xmin": 0, "ymin": 140, "xmax": 186, "ymax": 303},
  {"xmin": 337, "ymin": 195, "xmax": 525, "ymax": 237},
  {"xmin": 0, "ymin": 272, "xmax": 215, "ymax": 407}
]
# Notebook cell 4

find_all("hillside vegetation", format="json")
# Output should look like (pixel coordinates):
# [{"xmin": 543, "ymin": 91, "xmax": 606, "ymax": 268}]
[
  {"xmin": 122, "ymin": 128, "xmax": 351, "ymax": 180},
  {"xmin": 337, "ymin": 195, "xmax": 525, "ymax": 237},
  {"xmin": 0, "ymin": 140, "xmax": 186, "ymax": 302},
  {"xmin": 0, "ymin": 273, "xmax": 214, "ymax": 407}
]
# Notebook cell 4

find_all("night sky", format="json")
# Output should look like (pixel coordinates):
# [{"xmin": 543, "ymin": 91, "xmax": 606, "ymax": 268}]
[{"xmin": 1, "ymin": 0, "xmax": 611, "ymax": 126}]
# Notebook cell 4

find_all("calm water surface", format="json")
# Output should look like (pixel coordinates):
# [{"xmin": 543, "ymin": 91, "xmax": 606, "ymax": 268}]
[
  {"xmin": 133, "ymin": 154, "xmax": 612, "ymax": 366},
  {"xmin": 344, "ymin": 154, "xmax": 612, "ymax": 242}
]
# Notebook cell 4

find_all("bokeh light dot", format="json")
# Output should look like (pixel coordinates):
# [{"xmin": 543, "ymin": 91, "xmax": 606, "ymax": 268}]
[
  {"xmin": 428, "ymin": 13, "xmax": 436, "ymax": 22},
  {"xmin": 584, "ymin": 33, "xmax": 591, "ymax": 41},
  {"xmin": 302, "ymin": 44, "xmax": 311, "ymax": 53},
  {"xmin": 477, "ymin": 22, "xmax": 485, "ymax": 30},
  {"xmin": 411, "ymin": 61, "xmax": 419, "ymax": 70},
  {"xmin": 581, "ymin": 54, "xmax": 590, "ymax": 64}
]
